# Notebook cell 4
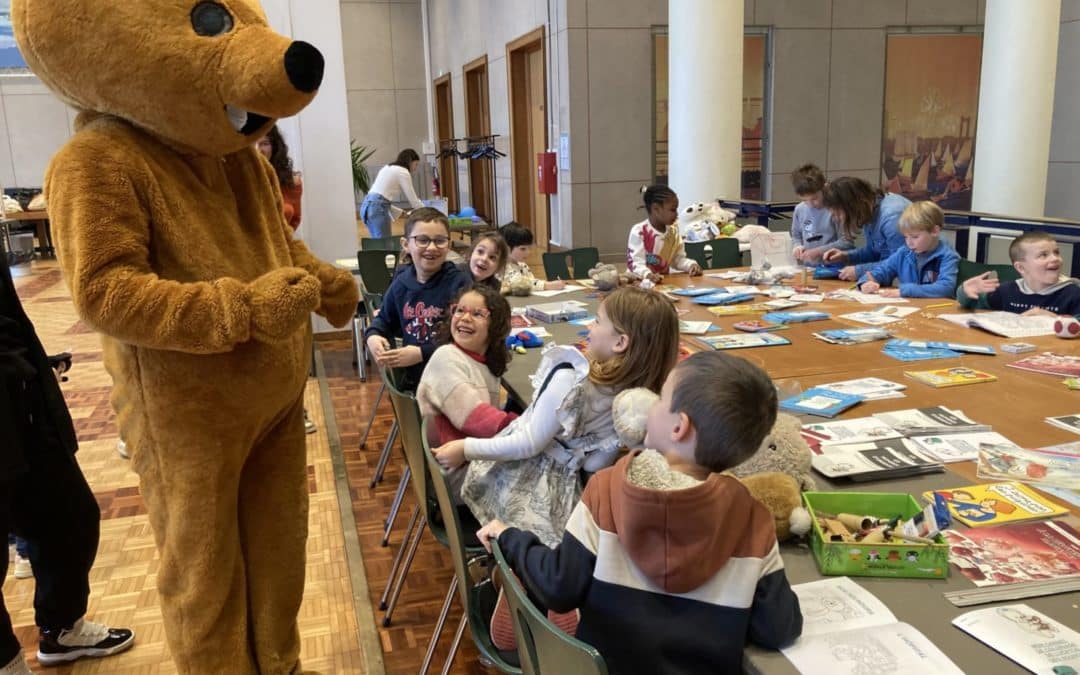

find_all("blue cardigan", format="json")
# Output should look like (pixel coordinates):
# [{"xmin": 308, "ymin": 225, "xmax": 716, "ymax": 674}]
[
  {"xmin": 858, "ymin": 239, "xmax": 960, "ymax": 298},
  {"xmin": 847, "ymin": 193, "xmax": 910, "ymax": 277}
]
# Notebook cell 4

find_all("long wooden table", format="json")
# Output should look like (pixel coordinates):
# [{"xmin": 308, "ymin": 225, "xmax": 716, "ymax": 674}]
[{"xmin": 502, "ymin": 272, "xmax": 1080, "ymax": 675}]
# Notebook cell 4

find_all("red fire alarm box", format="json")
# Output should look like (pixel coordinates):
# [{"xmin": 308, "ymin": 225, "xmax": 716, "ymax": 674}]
[{"xmin": 537, "ymin": 151, "xmax": 557, "ymax": 194}]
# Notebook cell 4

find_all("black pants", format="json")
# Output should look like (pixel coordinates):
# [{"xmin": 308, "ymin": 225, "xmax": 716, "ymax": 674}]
[{"xmin": 0, "ymin": 441, "xmax": 100, "ymax": 664}]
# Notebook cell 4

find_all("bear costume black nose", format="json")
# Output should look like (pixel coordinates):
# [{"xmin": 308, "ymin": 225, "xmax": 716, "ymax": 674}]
[{"xmin": 284, "ymin": 41, "xmax": 324, "ymax": 93}]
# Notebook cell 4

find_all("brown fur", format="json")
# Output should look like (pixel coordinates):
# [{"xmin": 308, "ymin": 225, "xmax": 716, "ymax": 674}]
[{"xmin": 13, "ymin": 2, "xmax": 357, "ymax": 672}]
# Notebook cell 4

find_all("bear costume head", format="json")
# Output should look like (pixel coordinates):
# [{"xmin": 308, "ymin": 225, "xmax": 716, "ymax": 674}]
[{"xmin": 13, "ymin": 0, "xmax": 323, "ymax": 155}]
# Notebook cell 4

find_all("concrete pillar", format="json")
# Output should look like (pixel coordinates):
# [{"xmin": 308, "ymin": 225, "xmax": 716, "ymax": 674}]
[
  {"xmin": 668, "ymin": 0, "xmax": 743, "ymax": 203},
  {"xmin": 971, "ymin": 0, "xmax": 1061, "ymax": 217}
]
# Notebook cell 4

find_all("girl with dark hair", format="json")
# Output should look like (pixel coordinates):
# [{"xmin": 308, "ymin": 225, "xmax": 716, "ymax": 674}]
[
  {"xmin": 417, "ymin": 284, "xmax": 516, "ymax": 446},
  {"xmin": 255, "ymin": 125, "xmax": 302, "ymax": 231},
  {"xmin": 626, "ymin": 184, "xmax": 701, "ymax": 281},
  {"xmin": 820, "ymin": 177, "xmax": 910, "ymax": 281},
  {"xmin": 359, "ymin": 148, "xmax": 424, "ymax": 237}
]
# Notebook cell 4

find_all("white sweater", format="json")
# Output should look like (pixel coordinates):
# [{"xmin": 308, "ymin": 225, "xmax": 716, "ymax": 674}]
[{"xmin": 369, "ymin": 164, "xmax": 423, "ymax": 208}]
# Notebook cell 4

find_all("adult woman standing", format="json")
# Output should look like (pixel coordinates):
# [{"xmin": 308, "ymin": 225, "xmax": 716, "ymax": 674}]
[
  {"xmin": 360, "ymin": 149, "xmax": 424, "ymax": 237},
  {"xmin": 255, "ymin": 125, "xmax": 303, "ymax": 232},
  {"xmin": 821, "ymin": 177, "xmax": 910, "ymax": 281}
]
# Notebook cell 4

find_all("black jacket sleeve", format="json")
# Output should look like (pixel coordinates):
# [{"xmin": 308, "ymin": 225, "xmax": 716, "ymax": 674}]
[{"xmin": 499, "ymin": 525, "xmax": 596, "ymax": 614}]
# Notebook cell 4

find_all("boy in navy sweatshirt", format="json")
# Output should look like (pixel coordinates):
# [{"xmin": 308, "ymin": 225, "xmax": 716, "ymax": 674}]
[
  {"xmin": 958, "ymin": 231, "xmax": 1080, "ymax": 316},
  {"xmin": 477, "ymin": 351, "xmax": 802, "ymax": 675}
]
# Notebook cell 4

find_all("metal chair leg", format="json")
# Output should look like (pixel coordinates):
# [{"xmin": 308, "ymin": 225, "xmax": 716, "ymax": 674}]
[
  {"xmin": 352, "ymin": 316, "xmax": 367, "ymax": 381},
  {"xmin": 420, "ymin": 576, "xmax": 458, "ymax": 675},
  {"xmin": 378, "ymin": 505, "xmax": 419, "ymax": 610},
  {"xmin": 381, "ymin": 515, "xmax": 427, "ymax": 627},
  {"xmin": 370, "ymin": 420, "xmax": 398, "ymax": 487},
  {"xmin": 359, "ymin": 382, "xmax": 386, "ymax": 450},
  {"xmin": 382, "ymin": 467, "xmax": 411, "ymax": 546},
  {"xmin": 439, "ymin": 612, "xmax": 468, "ymax": 675}
]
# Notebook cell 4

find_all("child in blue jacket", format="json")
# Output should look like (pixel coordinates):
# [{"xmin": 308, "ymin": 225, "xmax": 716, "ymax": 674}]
[{"xmin": 858, "ymin": 201, "xmax": 959, "ymax": 298}]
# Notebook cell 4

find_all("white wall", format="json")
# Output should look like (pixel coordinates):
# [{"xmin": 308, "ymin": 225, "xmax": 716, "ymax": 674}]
[
  {"xmin": 0, "ymin": 75, "xmax": 76, "ymax": 190},
  {"xmin": 1046, "ymin": 0, "xmax": 1080, "ymax": 219}
]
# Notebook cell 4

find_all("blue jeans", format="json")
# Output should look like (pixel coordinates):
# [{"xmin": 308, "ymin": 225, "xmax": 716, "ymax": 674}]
[
  {"xmin": 6, "ymin": 533, "xmax": 26, "ymax": 558},
  {"xmin": 360, "ymin": 193, "xmax": 392, "ymax": 238}
]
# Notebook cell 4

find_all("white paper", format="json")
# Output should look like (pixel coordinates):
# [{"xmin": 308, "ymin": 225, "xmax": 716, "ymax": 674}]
[
  {"xmin": 909, "ymin": 431, "xmax": 1020, "ymax": 463},
  {"xmin": 802, "ymin": 417, "xmax": 904, "ymax": 447},
  {"xmin": 811, "ymin": 438, "xmax": 938, "ymax": 478},
  {"xmin": 839, "ymin": 306, "xmax": 920, "ymax": 326},
  {"xmin": 953, "ymin": 604, "xmax": 1080, "ymax": 674},
  {"xmin": 783, "ymin": 578, "xmax": 963, "ymax": 675},
  {"xmin": 938, "ymin": 312, "xmax": 1057, "ymax": 338},
  {"xmin": 790, "ymin": 293, "xmax": 825, "ymax": 303},
  {"xmin": 678, "ymin": 320, "xmax": 713, "ymax": 335},
  {"xmin": 530, "ymin": 284, "xmax": 586, "ymax": 297},
  {"xmin": 818, "ymin": 377, "xmax": 907, "ymax": 400},
  {"xmin": 750, "ymin": 231, "xmax": 795, "ymax": 269}
]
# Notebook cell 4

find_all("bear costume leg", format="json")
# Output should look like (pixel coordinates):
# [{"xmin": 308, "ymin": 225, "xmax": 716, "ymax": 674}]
[{"xmin": 133, "ymin": 396, "xmax": 308, "ymax": 675}]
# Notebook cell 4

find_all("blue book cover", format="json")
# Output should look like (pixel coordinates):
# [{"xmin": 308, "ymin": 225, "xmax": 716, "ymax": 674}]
[
  {"xmin": 813, "ymin": 265, "xmax": 842, "ymax": 279},
  {"xmin": 814, "ymin": 328, "xmax": 891, "ymax": 344},
  {"xmin": 693, "ymin": 292, "xmax": 756, "ymax": 306},
  {"xmin": 670, "ymin": 287, "xmax": 718, "ymax": 297},
  {"xmin": 927, "ymin": 341, "xmax": 996, "ymax": 355},
  {"xmin": 762, "ymin": 310, "xmax": 830, "ymax": 324},
  {"xmin": 780, "ymin": 387, "xmax": 864, "ymax": 418},
  {"xmin": 882, "ymin": 339, "xmax": 962, "ymax": 362}
]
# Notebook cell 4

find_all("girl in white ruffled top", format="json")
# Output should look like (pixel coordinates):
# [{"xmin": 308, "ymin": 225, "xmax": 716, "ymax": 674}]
[{"xmin": 432, "ymin": 286, "xmax": 680, "ymax": 547}]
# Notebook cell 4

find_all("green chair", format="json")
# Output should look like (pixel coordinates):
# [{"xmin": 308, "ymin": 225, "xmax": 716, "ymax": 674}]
[
  {"xmin": 355, "ymin": 250, "xmax": 395, "ymax": 451},
  {"xmin": 958, "ymin": 258, "xmax": 1020, "ymax": 284},
  {"xmin": 491, "ymin": 540, "xmax": 608, "ymax": 675},
  {"xmin": 542, "ymin": 247, "xmax": 600, "ymax": 280},
  {"xmin": 684, "ymin": 238, "xmax": 742, "ymax": 269},
  {"xmin": 422, "ymin": 429, "xmax": 521, "ymax": 675},
  {"xmin": 361, "ymin": 235, "xmax": 401, "ymax": 252}
]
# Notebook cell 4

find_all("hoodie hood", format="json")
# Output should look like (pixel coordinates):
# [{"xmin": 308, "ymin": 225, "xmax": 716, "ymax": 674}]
[
  {"xmin": 591, "ymin": 450, "xmax": 774, "ymax": 595},
  {"xmin": 1017, "ymin": 275, "xmax": 1076, "ymax": 296}
]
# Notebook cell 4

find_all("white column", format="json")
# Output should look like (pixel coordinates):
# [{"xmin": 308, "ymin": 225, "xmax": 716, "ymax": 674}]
[
  {"xmin": 264, "ymin": 0, "xmax": 357, "ymax": 333},
  {"xmin": 971, "ymin": 0, "xmax": 1061, "ymax": 218},
  {"xmin": 668, "ymin": 0, "xmax": 743, "ymax": 203}
]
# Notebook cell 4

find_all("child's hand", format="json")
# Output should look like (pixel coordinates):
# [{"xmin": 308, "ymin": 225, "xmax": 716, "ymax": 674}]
[
  {"xmin": 646, "ymin": 272, "xmax": 664, "ymax": 284},
  {"xmin": 802, "ymin": 247, "xmax": 824, "ymax": 263},
  {"xmin": 687, "ymin": 262, "xmax": 702, "ymax": 276},
  {"xmin": 878, "ymin": 288, "xmax": 900, "ymax": 298},
  {"xmin": 546, "ymin": 279, "xmax": 566, "ymax": 290},
  {"xmin": 860, "ymin": 272, "xmax": 880, "ymax": 294},
  {"xmin": 962, "ymin": 272, "xmax": 1000, "ymax": 299},
  {"xmin": 366, "ymin": 335, "xmax": 390, "ymax": 361},
  {"xmin": 822, "ymin": 248, "xmax": 848, "ymax": 264},
  {"xmin": 1022, "ymin": 307, "xmax": 1057, "ymax": 318},
  {"xmin": 376, "ymin": 345, "xmax": 423, "ymax": 368},
  {"xmin": 476, "ymin": 519, "xmax": 509, "ymax": 553},
  {"xmin": 838, "ymin": 266, "xmax": 857, "ymax": 281},
  {"xmin": 792, "ymin": 245, "xmax": 805, "ymax": 262},
  {"xmin": 433, "ymin": 438, "xmax": 467, "ymax": 470}
]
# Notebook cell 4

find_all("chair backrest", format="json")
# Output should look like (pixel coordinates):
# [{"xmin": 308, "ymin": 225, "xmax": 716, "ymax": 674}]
[
  {"xmin": 542, "ymin": 247, "xmax": 601, "ymax": 281},
  {"xmin": 492, "ymin": 541, "xmax": 608, "ymax": 675},
  {"xmin": 958, "ymin": 258, "xmax": 1020, "ymax": 284},
  {"xmin": 569, "ymin": 247, "xmax": 600, "ymax": 277},
  {"xmin": 356, "ymin": 250, "xmax": 394, "ymax": 296},
  {"xmin": 382, "ymin": 368, "xmax": 431, "ymax": 512},
  {"xmin": 682, "ymin": 241, "xmax": 710, "ymax": 269},
  {"xmin": 541, "ymin": 252, "xmax": 571, "ymax": 282},
  {"xmin": 423, "ymin": 441, "xmax": 521, "ymax": 672},
  {"xmin": 361, "ymin": 235, "xmax": 402, "ymax": 252},
  {"xmin": 707, "ymin": 237, "xmax": 742, "ymax": 269}
]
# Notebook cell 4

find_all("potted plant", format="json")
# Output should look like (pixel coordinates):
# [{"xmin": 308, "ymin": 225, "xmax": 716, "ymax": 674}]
[{"xmin": 351, "ymin": 140, "xmax": 375, "ymax": 213}]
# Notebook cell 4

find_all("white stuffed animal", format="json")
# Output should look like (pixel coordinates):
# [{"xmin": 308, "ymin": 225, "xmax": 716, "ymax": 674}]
[
  {"xmin": 679, "ymin": 201, "xmax": 737, "ymax": 243},
  {"xmin": 612, "ymin": 387, "xmax": 659, "ymax": 448}
]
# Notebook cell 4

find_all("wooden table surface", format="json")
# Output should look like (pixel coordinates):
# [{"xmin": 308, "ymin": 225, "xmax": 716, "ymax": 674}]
[{"xmin": 502, "ymin": 271, "xmax": 1080, "ymax": 675}]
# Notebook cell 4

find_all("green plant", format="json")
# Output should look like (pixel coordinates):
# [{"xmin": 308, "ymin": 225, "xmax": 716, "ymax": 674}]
[{"xmin": 350, "ymin": 140, "xmax": 376, "ymax": 195}]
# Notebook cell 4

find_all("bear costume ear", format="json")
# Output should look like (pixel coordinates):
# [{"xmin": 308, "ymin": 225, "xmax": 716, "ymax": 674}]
[{"xmin": 12, "ymin": 0, "xmax": 322, "ymax": 156}]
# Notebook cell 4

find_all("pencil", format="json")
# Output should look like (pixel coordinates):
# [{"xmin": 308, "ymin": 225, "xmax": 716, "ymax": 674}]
[{"xmin": 924, "ymin": 302, "xmax": 954, "ymax": 309}]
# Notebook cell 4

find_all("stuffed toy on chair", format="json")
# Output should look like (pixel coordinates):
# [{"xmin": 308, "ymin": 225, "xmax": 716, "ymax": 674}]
[
  {"xmin": 679, "ymin": 201, "xmax": 737, "ymax": 242},
  {"xmin": 13, "ymin": 2, "xmax": 359, "ymax": 673}
]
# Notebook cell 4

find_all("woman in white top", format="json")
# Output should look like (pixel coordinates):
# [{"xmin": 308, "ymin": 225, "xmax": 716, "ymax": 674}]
[{"xmin": 360, "ymin": 148, "xmax": 424, "ymax": 237}]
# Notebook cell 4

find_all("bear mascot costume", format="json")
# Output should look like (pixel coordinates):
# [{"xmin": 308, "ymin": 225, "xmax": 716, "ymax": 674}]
[{"xmin": 12, "ymin": 1, "xmax": 359, "ymax": 673}]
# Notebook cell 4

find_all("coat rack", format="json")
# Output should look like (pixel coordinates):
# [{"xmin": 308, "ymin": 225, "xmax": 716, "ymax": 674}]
[{"xmin": 436, "ymin": 134, "xmax": 504, "ymax": 226}]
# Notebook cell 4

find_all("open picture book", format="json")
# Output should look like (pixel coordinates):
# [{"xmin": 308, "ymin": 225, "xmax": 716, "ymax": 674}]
[
  {"xmin": 953, "ymin": 603, "xmax": 1080, "ymax": 673},
  {"xmin": 938, "ymin": 311, "xmax": 1057, "ymax": 338}
]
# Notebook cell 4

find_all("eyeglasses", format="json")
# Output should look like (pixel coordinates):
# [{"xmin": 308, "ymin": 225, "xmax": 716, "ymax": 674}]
[
  {"xmin": 452, "ymin": 305, "xmax": 491, "ymax": 320},
  {"xmin": 409, "ymin": 235, "xmax": 451, "ymax": 249}
]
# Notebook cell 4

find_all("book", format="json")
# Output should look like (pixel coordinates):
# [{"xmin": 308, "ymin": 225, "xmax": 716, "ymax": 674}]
[
  {"xmin": 677, "ymin": 320, "xmax": 713, "ymax": 335},
  {"xmin": 938, "ymin": 311, "xmax": 1058, "ymax": 338},
  {"xmin": 669, "ymin": 286, "xmax": 717, "ymax": 297},
  {"xmin": 976, "ymin": 442, "xmax": 1080, "ymax": 489},
  {"xmin": 813, "ymin": 327, "xmax": 891, "ymax": 345},
  {"xmin": 706, "ymin": 303, "xmax": 771, "ymax": 317},
  {"xmin": 904, "ymin": 366, "xmax": 998, "ymax": 388},
  {"xmin": 789, "ymin": 293, "xmax": 824, "ymax": 303},
  {"xmin": 908, "ymin": 431, "xmax": 1020, "ymax": 463},
  {"xmin": 838, "ymin": 306, "xmax": 919, "ymax": 326},
  {"xmin": 525, "ymin": 301, "xmax": 589, "ymax": 323},
  {"xmin": 1047, "ymin": 414, "xmax": 1080, "ymax": 435},
  {"xmin": 530, "ymin": 284, "xmax": 586, "ymax": 297},
  {"xmin": 800, "ymin": 417, "xmax": 904, "ymax": 451},
  {"xmin": 761, "ymin": 310, "xmax": 830, "ymax": 324},
  {"xmin": 924, "ymin": 481, "xmax": 1069, "ymax": 527},
  {"xmin": 780, "ymin": 388, "xmax": 864, "ymax": 418},
  {"xmin": 762, "ymin": 298, "xmax": 805, "ymax": 310},
  {"xmin": 816, "ymin": 377, "xmax": 907, "ymax": 400},
  {"xmin": 874, "ymin": 406, "xmax": 990, "ymax": 435},
  {"xmin": 924, "ymin": 341, "xmax": 996, "ymax": 355},
  {"xmin": 882, "ymin": 339, "xmax": 963, "ymax": 362},
  {"xmin": 953, "ymin": 604, "xmax": 1080, "ymax": 672},
  {"xmin": 732, "ymin": 319, "xmax": 786, "ymax": 333},
  {"xmin": 782, "ymin": 577, "xmax": 963, "ymax": 675},
  {"xmin": 1001, "ymin": 342, "xmax": 1037, "ymax": 354},
  {"xmin": 1008, "ymin": 352, "xmax": 1080, "ymax": 378},
  {"xmin": 811, "ymin": 437, "xmax": 943, "ymax": 480},
  {"xmin": 698, "ymin": 333, "xmax": 790, "ymax": 350},
  {"xmin": 692, "ymin": 292, "xmax": 757, "ymax": 306},
  {"xmin": 943, "ymin": 521, "xmax": 1080, "ymax": 587},
  {"xmin": 812, "ymin": 265, "xmax": 841, "ymax": 279}
]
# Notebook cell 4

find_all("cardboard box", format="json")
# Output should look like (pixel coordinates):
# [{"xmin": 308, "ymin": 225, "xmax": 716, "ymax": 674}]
[{"xmin": 803, "ymin": 491, "xmax": 949, "ymax": 579}]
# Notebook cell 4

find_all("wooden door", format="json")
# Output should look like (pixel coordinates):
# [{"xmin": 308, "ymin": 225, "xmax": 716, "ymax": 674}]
[
  {"xmin": 433, "ymin": 74, "xmax": 459, "ymax": 214},
  {"xmin": 508, "ymin": 28, "xmax": 549, "ymax": 247},
  {"xmin": 464, "ymin": 56, "xmax": 494, "ymax": 223}
]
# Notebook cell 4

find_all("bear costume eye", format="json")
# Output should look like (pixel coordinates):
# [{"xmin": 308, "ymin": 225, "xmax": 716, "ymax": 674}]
[
  {"xmin": 191, "ymin": 2, "xmax": 234, "ymax": 37},
  {"xmin": 768, "ymin": 443, "xmax": 777, "ymax": 451}
]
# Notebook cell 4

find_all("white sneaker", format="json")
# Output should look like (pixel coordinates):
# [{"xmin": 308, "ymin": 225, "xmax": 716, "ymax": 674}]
[
  {"xmin": 13, "ymin": 554, "xmax": 31, "ymax": 579},
  {"xmin": 0, "ymin": 652, "xmax": 34, "ymax": 675},
  {"xmin": 37, "ymin": 618, "xmax": 134, "ymax": 665},
  {"xmin": 116, "ymin": 440, "xmax": 130, "ymax": 459}
]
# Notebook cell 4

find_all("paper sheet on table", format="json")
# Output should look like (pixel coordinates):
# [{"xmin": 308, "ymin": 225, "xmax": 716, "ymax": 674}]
[
  {"xmin": 838, "ymin": 306, "xmax": 919, "ymax": 325},
  {"xmin": 530, "ymin": 285, "xmax": 586, "ymax": 297}
]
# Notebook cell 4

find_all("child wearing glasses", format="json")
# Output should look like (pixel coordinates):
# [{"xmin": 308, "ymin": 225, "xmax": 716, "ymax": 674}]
[
  {"xmin": 418, "ymin": 284, "xmax": 517, "ymax": 447},
  {"xmin": 364, "ymin": 207, "xmax": 470, "ymax": 387}
]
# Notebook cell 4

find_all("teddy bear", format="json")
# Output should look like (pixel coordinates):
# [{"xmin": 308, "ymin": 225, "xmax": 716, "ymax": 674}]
[
  {"xmin": 13, "ymin": 2, "xmax": 359, "ymax": 673},
  {"xmin": 611, "ymin": 390, "xmax": 812, "ymax": 540},
  {"xmin": 507, "ymin": 275, "xmax": 534, "ymax": 296},
  {"xmin": 678, "ymin": 201, "xmax": 737, "ymax": 242},
  {"xmin": 588, "ymin": 263, "xmax": 633, "ymax": 291}
]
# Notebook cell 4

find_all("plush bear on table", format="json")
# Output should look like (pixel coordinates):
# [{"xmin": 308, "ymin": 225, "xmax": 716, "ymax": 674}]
[
  {"xmin": 13, "ymin": 2, "xmax": 359, "ymax": 673},
  {"xmin": 679, "ymin": 201, "xmax": 738, "ymax": 243}
]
